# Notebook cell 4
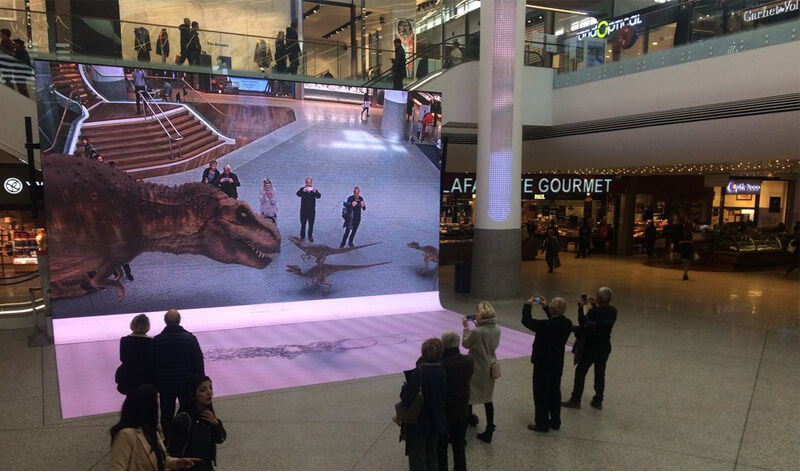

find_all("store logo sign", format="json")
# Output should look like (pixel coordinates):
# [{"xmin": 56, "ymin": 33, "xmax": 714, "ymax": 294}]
[
  {"xmin": 743, "ymin": 0, "xmax": 798, "ymax": 22},
  {"xmin": 3, "ymin": 178, "xmax": 23, "ymax": 195},
  {"xmin": 726, "ymin": 181, "xmax": 761, "ymax": 194},
  {"xmin": 445, "ymin": 176, "xmax": 613, "ymax": 195},
  {"xmin": 576, "ymin": 14, "xmax": 642, "ymax": 40}
]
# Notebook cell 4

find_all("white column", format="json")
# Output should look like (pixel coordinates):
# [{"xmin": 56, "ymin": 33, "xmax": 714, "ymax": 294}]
[{"xmin": 470, "ymin": 0, "xmax": 525, "ymax": 300}]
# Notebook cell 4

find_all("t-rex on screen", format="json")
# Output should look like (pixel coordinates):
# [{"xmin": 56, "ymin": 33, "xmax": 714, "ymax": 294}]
[{"xmin": 43, "ymin": 155, "xmax": 280, "ymax": 302}]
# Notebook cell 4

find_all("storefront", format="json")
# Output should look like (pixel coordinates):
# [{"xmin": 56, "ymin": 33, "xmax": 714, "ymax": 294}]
[
  {"xmin": 0, "ymin": 165, "xmax": 45, "ymax": 272},
  {"xmin": 712, "ymin": 178, "xmax": 792, "ymax": 228}
]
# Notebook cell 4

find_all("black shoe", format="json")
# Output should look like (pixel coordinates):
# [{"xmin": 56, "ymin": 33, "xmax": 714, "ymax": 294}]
[
  {"xmin": 549, "ymin": 422, "xmax": 560, "ymax": 431},
  {"xmin": 683, "ymin": 274, "xmax": 689, "ymax": 280},
  {"xmin": 527, "ymin": 424, "xmax": 548, "ymax": 433},
  {"xmin": 467, "ymin": 414, "xmax": 479, "ymax": 427},
  {"xmin": 561, "ymin": 400, "xmax": 581, "ymax": 409},
  {"xmin": 300, "ymin": 236, "xmax": 305, "ymax": 242},
  {"xmin": 339, "ymin": 243, "xmax": 345, "ymax": 248},
  {"xmin": 348, "ymin": 242, "xmax": 355, "ymax": 247},
  {"xmin": 477, "ymin": 425, "xmax": 495, "ymax": 443},
  {"xmin": 309, "ymin": 236, "xmax": 314, "ymax": 242},
  {"xmin": 590, "ymin": 400, "xmax": 603, "ymax": 410},
  {"xmin": 126, "ymin": 273, "xmax": 134, "ymax": 282}
]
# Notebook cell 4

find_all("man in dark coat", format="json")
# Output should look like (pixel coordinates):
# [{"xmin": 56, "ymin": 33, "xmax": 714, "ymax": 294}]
[
  {"xmin": 286, "ymin": 22, "xmax": 300, "ymax": 74},
  {"xmin": 391, "ymin": 38, "xmax": 406, "ymax": 90},
  {"xmin": 177, "ymin": 18, "xmax": 191, "ymax": 65},
  {"xmin": 215, "ymin": 164, "xmax": 240, "ymax": 199},
  {"xmin": 296, "ymin": 177, "xmax": 321, "ymax": 242},
  {"xmin": 437, "ymin": 331, "xmax": 473, "ymax": 471},
  {"xmin": 340, "ymin": 186, "xmax": 366, "ymax": 248},
  {"xmin": 522, "ymin": 296, "xmax": 574, "ymax": 432},
  {"xmin": 563, "ymin": 287, "xmax": 617, "ymax": 410},
  {"xmin": 149, "ymin": 309, "xmax": 204, "ymax": 438}
]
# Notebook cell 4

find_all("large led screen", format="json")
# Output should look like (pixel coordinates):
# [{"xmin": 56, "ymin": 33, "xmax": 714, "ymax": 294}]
[{"xmin": 37, "ymin": 61, "xmax": 443, "ymax": 322}]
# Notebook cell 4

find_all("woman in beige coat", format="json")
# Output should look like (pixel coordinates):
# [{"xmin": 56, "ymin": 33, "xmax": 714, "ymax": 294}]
[
  {"xmin": 462, "ymin": 301, "xmax": 501, "ymax": 443},
  {"xmin": 109, "ymin": 385, "xmax": 199, "ymax": 471}
]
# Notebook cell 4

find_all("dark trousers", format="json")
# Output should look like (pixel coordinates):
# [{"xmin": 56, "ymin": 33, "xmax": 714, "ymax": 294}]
[
  {"xmin": 578, "ymin": 238, "xmax": 590, "ymax": 258},
  {"xmin": 300, "ymin": 210, "xmax": 315, "ymax": 238},
  {"xmin": 546, "ymin": 255, "xmax": 556, "ymax": 272},
  {"xmin": 157, "ymin": 383, "xmax": 187, "ymax": 439},
  {"xmin": 468, "ymin": 402, "xmax": 494, "ymax": 427},
  {"xmin": 787, "ymin": 253, "xmax": 799, "ymax": 274},
  {"xmin": 437, "ymin": 421, "xmax": 467, "ymax": 471},
  {"xmin": 569, "ymin": 350, "xmax": 610, "ymax": 404},
  {"xmin": 406, "ymin": 426, "xmax": 438, "ymax": 471},
  {"xmin": 341, "ymin": 217, "xmax": 361, "ymax": 246},
  {"xmin": 533, "ymin": 365, "xmax": 562, "ymax": 430},
  {"xmin": 393, "ymin": 70, "xmax": 404, "ymax": 90},
  {"xmin": 134, "ymin": 85, "xmax": 146, "ymax": 114},
  {"xmin": 645, "ymin": 239, "xmax": 655, "ymax": 257},
  {"xmin": 177, "ymin": 47, "xmax": 188, "ymax": 65}
]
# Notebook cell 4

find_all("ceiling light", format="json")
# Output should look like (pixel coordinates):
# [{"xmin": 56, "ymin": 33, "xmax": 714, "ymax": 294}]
[{"xmin": 652, "ymin": 41, "xmax": 658, "ymax": 45}]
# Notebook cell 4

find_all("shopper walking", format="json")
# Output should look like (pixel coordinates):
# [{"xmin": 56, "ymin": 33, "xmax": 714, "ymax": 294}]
[
  {"xmin": 544, "ymin": 229, "xmax": 560, "ymax": 273},
  {"xmin": 521, "ymin": 296, "xmax": 573, "ymax": 433},
  {"xmin": 108, "ymin": 384, "xmax": 199, "ymax": 470},
  {"xmin": 677, "ymin": 223, "xmax": 695, "ymax": 280},
  {"xmin": 437, "ymin": 331, "xmax": 473, "ymax": 471},
  {"xmin": 215, "ymin": 165, "xmax": 240, "ymax": 199},
  {"xmin": 296, "ymin": 177, "xmax": 321, "ymax": 242},
  {"xmin": 259, "ymin": 178, "xmax": 277, "ymax": 223},
  {"xmin": 132, "ymin": 68, "xmax": 147, "ymax": 115},
  {"xmin": 286, "ymin": 22, "xmax": 300, "ymax": 75},
  {"xmin": 786, "ymin": 223, "xmax": 799, "ymax": 277},
  {"xmin": 462, "ymin": 301, "xmax": 501, "ymax": 443},
  {"xmin": 644, "ymin": 221, "xmax": 657, "ymax": 257},
  {"xmin": 187, "ymin": 22, "xmax": 202, "ymax": 66},
  {"xmin": 340, "ymin": 187, "xmax": 365, "ymax": 248},
  {"xmin": 562, "ymin": 287, "xmax": 617, "ymax": 410},
  {"xmin": 361, "ymin": 90, "xmax": 370, "ymax": 119},
  {"xmin": 177, "ymin": 18, "xmax": 191, "ymax": 65},
  {"xmin": 116, "ymin": 314, "xmax": 153, "ymax": 395},
  {"xmin": 274, "ymin": 31, "xmax": 287, "ymax": 73},
  {"xmin": 149, "ymin": 309, "xmax": 205, "ymax": 439},
  {"xmin": 399, "ymin": 338, "xmax": 448, "ymax": 471},
  {"xmin": 167, "ymin": 375, "xmax": 226, "ymax": 471},
  {"xmin": 391, "ymin": 38, "xmax": 406, "ymax": 90},
  {"xmin": 577, "ymin": 220, "xmax": 591, "ymax": 258}
]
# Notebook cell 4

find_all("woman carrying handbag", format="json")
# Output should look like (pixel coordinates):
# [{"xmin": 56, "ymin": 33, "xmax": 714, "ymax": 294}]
[{"xmin": 462, "ymin": 301, "xmax": 502, "ymax": 443}]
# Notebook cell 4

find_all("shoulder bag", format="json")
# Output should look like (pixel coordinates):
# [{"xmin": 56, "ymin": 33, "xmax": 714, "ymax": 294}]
[
  {"xmin": 490, "ymin": 362, "xmax": 502, "ymax": 380},
  {"xmin": 393, "ymin": 367, "xmax": 424, "ymax": 426}
]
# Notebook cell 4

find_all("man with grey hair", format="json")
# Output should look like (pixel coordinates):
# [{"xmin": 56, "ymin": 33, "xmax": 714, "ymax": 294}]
[
  {"xmin": 563, "ymin": 286, "xmax": 617, "ymax": 410},
  {"xmin": 216, "ymin": 164, "xmax": 240, "ymax": 199},
  {"xmin": 149, "ymin": 309, "xmax": 205, "ymax": 438},
  {"xmin": 437, "ymin": 330, "xmax": 473, "ymax": 471},
  {"xmin": 522, "ymin": 296, "xmax": 574, "ymax": 433}
]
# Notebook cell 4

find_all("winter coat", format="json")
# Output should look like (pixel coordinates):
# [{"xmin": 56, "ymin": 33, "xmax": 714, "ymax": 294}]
[{"xmin": 462, "ymin": 318, "xmax": 501, "ymax": 404}]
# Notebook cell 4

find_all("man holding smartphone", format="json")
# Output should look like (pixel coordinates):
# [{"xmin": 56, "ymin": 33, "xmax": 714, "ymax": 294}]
[
  {"xmin": 562, "ymin": 287, "xmax": 617, "ymax": 410},
  {"xmin": 296, "ymin": 177, "xmax": 321, "ymax": 242},
  {"xmin": 521, "ymin": 295, "xmax": 574, "ymax": 433}
]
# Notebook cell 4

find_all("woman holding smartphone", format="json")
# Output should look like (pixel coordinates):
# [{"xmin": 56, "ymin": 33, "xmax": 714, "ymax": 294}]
[{"xmin": 462, "ymin": 301, "xmax": 501, "ymax": 443}]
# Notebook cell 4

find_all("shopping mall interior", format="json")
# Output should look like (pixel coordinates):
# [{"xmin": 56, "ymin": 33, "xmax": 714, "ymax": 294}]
[{"xmin": 0, "ymin": 0, "xmax": 797, "ymax": 470}]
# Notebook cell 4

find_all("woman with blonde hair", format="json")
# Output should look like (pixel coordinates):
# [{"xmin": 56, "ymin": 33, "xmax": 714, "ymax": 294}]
[
  {"xmin": 462, "ymin": 300, "xmax": 501, "ymax": 443},
  {"xmin": 116, "ymin": 314, "xmax": 153, "ymax": 395}
]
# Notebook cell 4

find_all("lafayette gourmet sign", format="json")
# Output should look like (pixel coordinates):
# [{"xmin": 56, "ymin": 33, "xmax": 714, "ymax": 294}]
[
  {"xmin": 575, "ymin": 14, "xmax": 643, "ymax": 40},
  {"xmin": 743, "ymin": 0, "xmax": 798, "ymax": 21},
  {"xmin": 444, "ymin": 174, "xmax": 614, "ymax": 196}
]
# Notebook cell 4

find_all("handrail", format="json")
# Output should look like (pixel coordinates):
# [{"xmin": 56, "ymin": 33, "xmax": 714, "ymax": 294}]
[
  {"xmin": 148, "ymin": 74, "xmax": 231, "ymax": 119},
  {"xmin": 42, "ymin": 67, "xmax": 86, "ymax": 154},
  {"xmin": 137, "ymin": 89, "xmax": 184, "ymax": 161}
]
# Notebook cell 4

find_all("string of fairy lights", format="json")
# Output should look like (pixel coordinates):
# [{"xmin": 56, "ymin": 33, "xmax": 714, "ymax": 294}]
[{"xmin": 534, "ymin": 159, "xmax": 800, "ymax": 176}]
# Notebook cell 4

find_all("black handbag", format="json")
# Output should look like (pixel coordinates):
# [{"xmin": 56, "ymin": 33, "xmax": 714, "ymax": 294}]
[{"xmin": 393, "ymin": 367, "xmax": 424, "ymax": 425}]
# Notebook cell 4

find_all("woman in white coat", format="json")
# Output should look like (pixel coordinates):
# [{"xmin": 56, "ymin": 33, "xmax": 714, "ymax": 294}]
[{"xmin": 462, "ymin": 300, "xmax": 501, "ymax": 443}]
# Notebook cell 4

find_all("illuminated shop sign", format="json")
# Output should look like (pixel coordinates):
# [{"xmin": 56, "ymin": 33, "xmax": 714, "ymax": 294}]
[
  {"xmin": 726, "ymin": 181, "xmax": 762, "ymax": 195},
  {"xmin": 743, "ymin": 0, "xmax": 798, "ymax": 22},
  {"xmin": 444, "ymin": 175, "xmax": 613, "ymax": 195},
  {"xmin": 576, "ymin": 14, "xmax": 642, "ymax": 40}
]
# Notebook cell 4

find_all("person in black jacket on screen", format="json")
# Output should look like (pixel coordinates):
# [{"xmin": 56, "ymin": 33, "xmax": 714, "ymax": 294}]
[
  {"xmin": 149, "ymin": 309, "xmax": 205, "ymax": 439},
  {"xmin": 296, "ymin": 177, "xmax": 321, "ymax": 242}
]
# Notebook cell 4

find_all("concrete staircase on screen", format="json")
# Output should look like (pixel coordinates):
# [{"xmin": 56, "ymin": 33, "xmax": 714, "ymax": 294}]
[
  {"xmin": 49, "ymin": 62, "xmax": 101, "ymax": 109},
  {"xmin": 80, "ymin": 108, "xmax": 227, "ymax": 178}
]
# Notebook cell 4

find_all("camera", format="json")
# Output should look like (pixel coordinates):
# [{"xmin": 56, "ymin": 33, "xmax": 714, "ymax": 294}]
[
  {"xmin": 466, "ymin": 314, "xmax": 476, "ymax": 321},
  {"xmin": 533, "ymin": 297, "xmax": 541, "ymax": 304},
  {"xmin": 581, "ymin": 294, "xmax": 587, "ymax": 302}
]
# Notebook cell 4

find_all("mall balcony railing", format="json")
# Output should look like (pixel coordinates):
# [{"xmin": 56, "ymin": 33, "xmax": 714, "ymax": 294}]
[
  {"xmin": 549, "ymin": 0, "xmax": 800, "ymax": 87},
  {"xmin": 0, "ymin": 7, "xmax": 395, "ymax": 87}
]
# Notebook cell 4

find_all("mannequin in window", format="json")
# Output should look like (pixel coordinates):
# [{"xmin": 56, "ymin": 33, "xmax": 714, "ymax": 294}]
[
  {"xmin": 156, "ymin": 28, "xmax": 170, "ymax": 64},
  {"xmin": 134, "ymin": 27, "xmax": 152, "ymax": 62}
]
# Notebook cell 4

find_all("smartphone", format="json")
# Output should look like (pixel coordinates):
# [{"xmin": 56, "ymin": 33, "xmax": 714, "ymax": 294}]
[
  {"xmin": 533, "ymin": 297, "xmax": 541, "ymax": 304},
  {"xmin": 581, "ymin": 294, "xmax": 587, "ymax": 302},
  {"xmin": 466, "ymin": 314, "xmax": 476, "ymax": 321}
]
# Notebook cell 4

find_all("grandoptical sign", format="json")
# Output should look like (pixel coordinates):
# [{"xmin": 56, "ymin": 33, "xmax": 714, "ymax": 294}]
[
  {"xmin": 444, "ymin": 174, "xmax": 614, "ymax": 196},
  {"xmin": 726, "ymin": 180, "xmax": 762, "ymax": 195},
  {"xmin": 743, "ymin": 0, "xmax": 798, "ymax": 22},
  {"xmin": 575, "ymin": 14, "xmax": 643, "ymax": 40}
]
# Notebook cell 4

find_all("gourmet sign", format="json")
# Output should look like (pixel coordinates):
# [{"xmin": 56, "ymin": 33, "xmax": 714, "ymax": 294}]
[{"xmin": 444, "ymin": 174, "xmax": 614, "ymax": 195}]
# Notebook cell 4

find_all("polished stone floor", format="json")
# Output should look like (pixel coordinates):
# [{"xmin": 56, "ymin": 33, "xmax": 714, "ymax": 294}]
[{"xmin": 0, "ymin": 255, "xmax": 797, "ymax": 470}]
